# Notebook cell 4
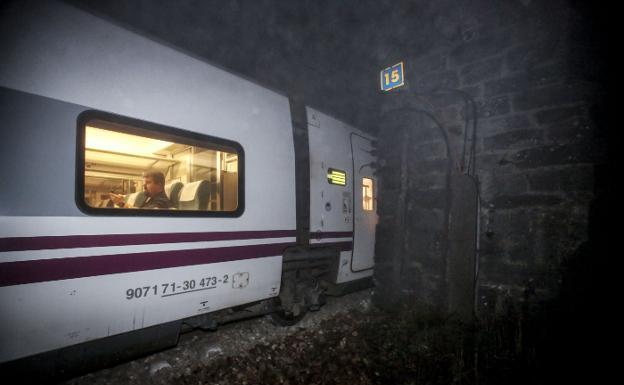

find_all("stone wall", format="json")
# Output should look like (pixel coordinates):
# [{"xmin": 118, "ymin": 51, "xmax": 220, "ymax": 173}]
[{"xmin": 372, "ymin": 0, "xmax": 608, "ymax": 318}]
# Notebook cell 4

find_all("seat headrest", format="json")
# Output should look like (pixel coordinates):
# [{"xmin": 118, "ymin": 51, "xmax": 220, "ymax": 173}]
[
  {"xmin": 179, "ymin": 180, "xmax": 207, "ymax": 202},
  {"xmin": 165, "ymin": 181, "xmax": 184, "ymax": 208},
  {"xmin": 165, "ymin": 181, "xmax": 183, "ymax": 197}
]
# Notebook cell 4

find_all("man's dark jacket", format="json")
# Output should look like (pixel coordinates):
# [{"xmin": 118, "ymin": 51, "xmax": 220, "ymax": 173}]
[{"xmin": 140, "ymin": 191, "xmax": 173, "ymax": 209}]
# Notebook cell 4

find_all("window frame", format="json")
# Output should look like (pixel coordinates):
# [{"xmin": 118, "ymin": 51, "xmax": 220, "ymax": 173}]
[
  {"xmin": 76, "ymin": 110, "xmax": 245, "ymax": 217},
  {"xmin": 362, "ymin": 177, "xmax": 374, "ymax": 211}
]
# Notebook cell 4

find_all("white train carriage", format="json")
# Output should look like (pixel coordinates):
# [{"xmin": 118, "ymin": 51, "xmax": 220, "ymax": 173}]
[{"xmin": 0, "ymin": 0, "xmax": 377, "ymax": 376}]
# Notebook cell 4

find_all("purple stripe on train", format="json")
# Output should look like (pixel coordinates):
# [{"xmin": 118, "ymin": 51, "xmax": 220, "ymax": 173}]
[
  {"xmin": 0, "ymin": 230, "xmax": 299, "ymax": 252},
  {"xmin": 0, "ymin": 241, "xmax": 353, "ymax": 287},
  {"xmin": 0, "ymin": 230, "xmax": 353, "ymax": 252},
  {"xmin": 0, "ymin": 242, "xmax": 295, "ymax": 287}
]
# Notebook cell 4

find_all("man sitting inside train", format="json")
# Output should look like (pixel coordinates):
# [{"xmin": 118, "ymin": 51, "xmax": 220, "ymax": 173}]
[{"xmin": 110, "ymin": 170, "xmax": 173, "ymax": 209}]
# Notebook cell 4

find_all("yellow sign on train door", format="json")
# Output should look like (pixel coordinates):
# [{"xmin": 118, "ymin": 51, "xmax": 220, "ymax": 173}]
[{"xmin": 380, "ymin": 62, "xmax": 404, "ymax": 91}]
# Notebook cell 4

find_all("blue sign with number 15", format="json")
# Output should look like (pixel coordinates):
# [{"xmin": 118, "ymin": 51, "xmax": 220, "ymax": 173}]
[{"xmin": 380, "ymin": 62, "xmax": 404, "ymax": 91}]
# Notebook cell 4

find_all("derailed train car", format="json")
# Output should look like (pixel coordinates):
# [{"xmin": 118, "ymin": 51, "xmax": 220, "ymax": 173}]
[{"xmin": 0, "ymin": 0, "xmax": 377, "ymax": 377}]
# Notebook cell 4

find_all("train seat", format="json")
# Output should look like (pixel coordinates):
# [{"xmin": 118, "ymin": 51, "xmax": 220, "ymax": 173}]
[
  {"xmin": 164, "ymin": 181, "xmax": 184, "ymax": 208},
  {"xmin": 125, "ymin": 191, "xmax": 146, "ymax": 208},
  {"xmin": 178, "ymin": 180, "xmax": 210, "ymax": 210}
]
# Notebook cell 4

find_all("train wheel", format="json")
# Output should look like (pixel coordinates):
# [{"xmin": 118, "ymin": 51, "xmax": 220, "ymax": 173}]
[{"xmin": 268, "ymin": 297, "xmax": 307, "ymax": 326}]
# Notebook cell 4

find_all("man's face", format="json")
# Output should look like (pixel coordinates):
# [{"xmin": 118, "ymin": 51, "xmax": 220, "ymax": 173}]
[{"xmin": 143, "ymin": 177, "xmax": 161, "ymax": 197}]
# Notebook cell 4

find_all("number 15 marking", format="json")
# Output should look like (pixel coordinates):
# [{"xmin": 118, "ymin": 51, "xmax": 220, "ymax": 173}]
[
  {"xmin": 380, "ymin": 62, "xmax": 404, "ymax": 91},
  {"xmin": 384, "ymin": 70, "xmax": 400, "ymax": 84}
]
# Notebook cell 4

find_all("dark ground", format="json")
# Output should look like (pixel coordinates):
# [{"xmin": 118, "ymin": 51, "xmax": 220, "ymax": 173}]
[{"xmin": 63, "ymin": 277, "xmax": 605, "ymax": 385}]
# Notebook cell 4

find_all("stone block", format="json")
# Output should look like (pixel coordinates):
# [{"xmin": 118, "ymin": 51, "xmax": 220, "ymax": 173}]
[
  {"xmin": 505, "ymin": 42, "xmax": 561, "ymax": 72},
  {"xmin": 375, "ymin": 222, "xmax": 399, "ymax": 246},
  {"xmin": 477, "ymin": 240, "xmax": 497, "ymax": 271},
  {"xmin": 422, "ymin": 86, "xmax": 482, "ymax": 109},
  {"xmin": 506, "ymin": 234, "xmax": 536, "ymax": 263},
  {"xmin": 407, "ymin": 171, "xmax": 447, "ymax": 190},
  {"xmin": 534, "ymin": 105, "xmax": 588, "ymax": 125},
  {"xmin": 489, "ymin": 194, "xmax": 563, "ymax": 209},
  {"xmin": 474, "ymin": 153, "xmax": 516, "ymax": 173},
  {"xmin": 478, "ymin": 260, "xmax": 531, "ymax": 292},
  {"xmin": 423, "ymin": 92, "xmax": 463, "ymax": 109},
  {"xmin": 417, "ymin": 251, "xmax": 447, "ymax": 274},
  {"xmin": 481, "ymin": 232, "xmax": 536, "ymax": 265},
  {"xmin": 526, "ymin": 170, "xmax": 559, "ymax": 193},
  {"xmin": 450, "ymin": 29, "xmax": 514, "ymax": 66},
  {"xmin": 374, "ymin": 247, "xmax": 395, "ymax": 266},
  {"xmin": 406, "ymin": 206, "xmax": 444, "ymax": 231},
  {"xmin": 433, "ymin": 105, "xmax": 460, "ymax": 123},
  {"xmin": 460, "ymin": 56, "xmax": 503, "ymax": 85},
  {"xmin": 482, "ymin": 128, "xmax": 544, "ymax": 151},
  {"xmin": 380, "ymin": 109, "xmax": 444, "ymax": 142},
  {"xmin": 414, "ymin": 70, "xmax": 460, "ymax": 93},
  {"xmin": 379, "ymin": 145, "xmax": 402, "ymax": 165},
  {"xmin": 411, "ymin": 140, "xmax": 448, "ymax": 160},
  {"xmin": 460, "ymin": 85, "xmax": 483, "ymax": 99},
  {"xmin": 513, "ymin": 142, "xmax": 608, "ymax": 169},
  {"xmin": 527, "ymin": 165, "xmax": 594, "ymax": 192},
  {"xmin": 407, "ymin": 188, "xmax": 448, "ymax": 209},
  {"xmin": 379, "ymin": 169, "xmax": 401, "ymax": 191},
  {"xmin": 479, "ymin": 96, "xmax": 511, "ymax": 119},
  {"xmin": 377, "ymin": 189, "xmax": 400, "ymax": 213},
  {"xmin": 513, "ymin": 82, "xmax": 601, "ymax": 111},
  {"xmin": 528, "ymin": 63, "xmax": 567, "ymax": 87},
  {"xmin": 399, "ymin": 265, "xmax": 423, "ymax": 290},
  {"xmin": 372, "ymin": 264, "xmax": 398, "ymax": 286},
  {"xmin": 412, "ymin": 120, "xmax": 447, "ymax": 142},
  {"xmin": 484, "ymin": 65, "xmax": 565, "ymax": 97},
  {"xmin": 410, "ymin": 158, "xmax": 451, "ymax": 174},
  {"xmin": 407, "ymin": 228, "xmax": 445, "ymax": 266},
  {"xmin": 372, "ymin": 261, "xmax": 394, "ymax": 275},
  {"xmin": 461, "ymin": 95, "xmax": 511, "ymax": 119},
  {"xmin": 380, "ymin": 95, "xmax": 417, "ymax": 118},
  {"xmin": 529, "ymin": 206, "xmax": 589, "ymax": 266},
  {"xmin": 546, "ymin": 116, "xmax": 595, "ymax": 144},
  {"xmin": 406, "ymin": 235, "xmax": 438, "ymax": 265},
  {"xmin": 379, "ymin": 147, "xmax": 401, "ymax": 164},
  {"xmin": 484, "ymin": 73, "xmax": 529, "ymax": 97},
  {"xmin": 478, "ymin": 113, "xmax": 533, "ymax": 136},
  {"xmin": 447, "ymin": 123, "xmax": 464, "ymax": 137},
  {"xmin": 481, "ymin": 171, "xmax": 529, "ymax": 197},
  {"xmin": 411, "ymin": 52, "xmax": 447, "ymax": 74}
]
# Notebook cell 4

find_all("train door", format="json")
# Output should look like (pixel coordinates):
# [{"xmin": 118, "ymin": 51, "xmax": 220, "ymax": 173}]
[
  {"xmin": 350, "ymin": 133, "xmax": 377, "ymax": 271},
  {"xmin": 306, "ymin": 107, "xmax": 377, "ymax": 284},
  {"xmin": 307, "ymin": 111, "xmax": 352, "ymax": 240}
]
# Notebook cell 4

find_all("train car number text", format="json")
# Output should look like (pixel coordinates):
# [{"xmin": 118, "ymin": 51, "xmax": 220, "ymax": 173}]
[{"xmin": 125, "ymin": 275, "xmax": 229, "ymax": 300}]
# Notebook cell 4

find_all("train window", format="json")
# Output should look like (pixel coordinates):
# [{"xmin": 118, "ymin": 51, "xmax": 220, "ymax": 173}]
[
  {"xmin": 362, "ymin": 177, "xmax": 374, "ymax": 211},
  {"xmin": 77, "ymin": 111, "xmax": 244, "ymax": 216}
]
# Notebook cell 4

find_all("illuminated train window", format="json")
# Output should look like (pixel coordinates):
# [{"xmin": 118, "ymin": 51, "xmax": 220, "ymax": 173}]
[
  {"xmin": 76, "ymin": 111, "xmax": 244, "ymax": 217},
  {"xmin": 362, "ymin": 177, "xmax": 374, "ymax": 211}
]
